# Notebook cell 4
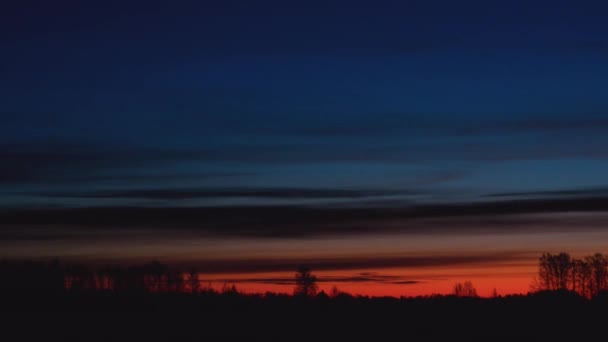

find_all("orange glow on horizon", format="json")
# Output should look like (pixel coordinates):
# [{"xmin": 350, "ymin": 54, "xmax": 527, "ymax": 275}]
[{"xmin": 201, "ymin": 262, "xmax": 538, "ymax": 298}]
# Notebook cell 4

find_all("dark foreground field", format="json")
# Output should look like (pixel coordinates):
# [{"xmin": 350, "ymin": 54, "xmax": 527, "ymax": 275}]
[{"xmin": 3, "ymin": 290, "xmax": 607, "ymax": 341}]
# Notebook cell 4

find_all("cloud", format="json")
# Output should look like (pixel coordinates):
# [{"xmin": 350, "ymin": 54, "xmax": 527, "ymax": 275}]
[
  {"xmin": 0, "ymin": 141, "xmax": 248, "ymax": 185},
  {"xmin": 0, "ymin": 141, "xmax": 102, "ymax": 183},
  {"xmin": 172, "ymin": 253, "xmax": 527, "ymax": 274},
  {"xmin": 197, "ymin": 116, "xmax": 608, "ymax": 164},
  {"xmin": 211, "ymin": 273, "xmax": 425, "ymax": 286},
  {"xmin": 3, "ymin": 196, "xmax": 608, "ymax": 239},
  {"xmin": 487, "ymin": 186, "xmax": 608, "ymax": 198},
  {"xmin": 225, "ymin": 111, "xmax": 608, "ymax": 140},
  {"xmin": 34, "ymin": 187, "xmax": 417, "ymax": 200},
  {"xmin": 3, "ymin": 112, "xmax": 608, "ymax": 189}
]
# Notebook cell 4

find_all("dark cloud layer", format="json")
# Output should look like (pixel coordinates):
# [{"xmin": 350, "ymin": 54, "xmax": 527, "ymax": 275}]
[
  {"xmin": 36, "ymin": 188, "xmax": 415, "ymax": 200},
  {"xmin": 488, "ymin": 187, "xmax": 608, "ymax": 198},
  {"xmin": 3, "ymin": 119, "xmax": 608, "ymax": 188},
  {"xmin": 0, "ymin": 141, "xmax": 240, "ymax": 184},
  {"xmin": 234, "ymin": 113, "xmax": 608, "ymax": 140},
  {"xmin": 212, "ymin": 273, "xmax": 424, "ymax": 286},
  {"xmin": 3, "ymin": 196, "xmax": 608, "ymax": 239},
  {"xmin": 165, "ymin": 253, "xmax": 527, "ymax": 274}
]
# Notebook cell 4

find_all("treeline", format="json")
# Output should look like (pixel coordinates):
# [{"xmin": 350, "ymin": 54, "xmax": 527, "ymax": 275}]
[
  {"xmin": 535, "ymin": 252, "xmax": 608, "ymax": 298},
  {"xmin": 4, "ymin": 252, "xmax": 608, "ymax": 299},
  {"xmin": 0, "ymin": 260, "xmax": 205, "ymax": 294},
  {"xmin": 4, "ymin": 255, "xmax": 608, "ymax": 340},
  {"xmin": 0, "ymin": 260, "xmax": 322, "ymax": 299}
]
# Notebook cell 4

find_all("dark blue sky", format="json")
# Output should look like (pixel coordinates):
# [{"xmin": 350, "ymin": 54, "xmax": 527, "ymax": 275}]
[{"xmin": 3, "ymin": 0, "xmax": 608, "ymax": 208}]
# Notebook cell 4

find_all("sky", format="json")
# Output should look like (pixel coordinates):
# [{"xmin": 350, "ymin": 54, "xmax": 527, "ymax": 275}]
[{"xmin": 2, "ymin": 0, "xmax": 608, "ymax": 296}]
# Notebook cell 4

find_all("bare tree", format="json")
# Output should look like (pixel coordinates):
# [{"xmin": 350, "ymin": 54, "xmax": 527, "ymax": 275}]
[
  {"xmin": 294, "ymin": 265, "xmax": 318, "ymax": 298},
  {"xmin": 537, "ymin": 252, "xmax": 572, "ymax": 291},
  {"xmin": 534, "ymin": 252, "xmax": 608, "ymax": 297},
  {"xmin": 187, "ymin": 268, "xmax": 200, "ymax": 294},
  {"xmin": 572, "ymin": 258, "xmax": 591, "ymax": 297},
  {"xmin": 585, "ymin": 253, "xmax": 608, "ymax": 297},
  {"xmin": 453, "ymin": 281, "xmax": 478, "ymax": 297}
]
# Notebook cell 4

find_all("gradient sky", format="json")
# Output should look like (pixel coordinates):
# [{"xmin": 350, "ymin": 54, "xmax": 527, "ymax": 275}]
[{"xmin": 2, "ymin": 0, "xmax": 608, "ymax": 297}]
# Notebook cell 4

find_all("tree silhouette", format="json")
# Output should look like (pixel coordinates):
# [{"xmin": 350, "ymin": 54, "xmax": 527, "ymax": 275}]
[
  {"xmin": 585, "ymin": 253, "xmax": 608, "ymax": 297},
  {"xmin": 330, "ymin": 285, "xmax": 341, "ymax": 298},
  {"xmin": 187, "ymin": 268, "xmax": 200, "ymax": 294},
  {"xmin": 537, "ymin": 252, "xmax": 572, "ymax": 291},
  {"xmin": 534, "ymin": 251, "xmax": 608, "ymax": 298},
  {"xmin": 453, "ymin": 281, "xmax": 478, "ymax": 297},
  {"xmin": 571, "ymin": 259, "xmax": 590, "ymax": 296},
  {"xmin": 294, "ymin": 265, "xmax": 318, "ymax": 298}
]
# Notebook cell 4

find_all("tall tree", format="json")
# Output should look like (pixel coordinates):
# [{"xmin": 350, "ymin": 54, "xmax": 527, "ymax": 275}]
[
  {"xmin": 537, "ymin": 252, "xmax": 572, "ymax": 291},
  {"xmin": 585, "ymin": 253, "xmax": 608, "ymax": 297},
  {"xmin": 294, "ymin": 266, "xmax": 318, "ymax": 298},
  {"xmin": 571, "ymin": 259, "xmax": 591, "ymax": 297}
]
